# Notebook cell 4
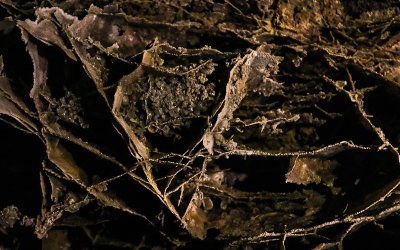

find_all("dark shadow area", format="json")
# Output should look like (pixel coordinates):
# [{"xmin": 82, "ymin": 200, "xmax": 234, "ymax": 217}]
[
  {"xmin": 343, "ymin": 216, "xmax": 400, "ymax": 250},
  {"xmin": 341, "ymin": 0, "xmax": 398, "ymax": 18},
  {"xmin": 0, "ymin": 122, "xmax": 43, "ymax": 215},
  {"xmin": 0, "ymin": 122, "xmax": 43, "ymax": 249}
]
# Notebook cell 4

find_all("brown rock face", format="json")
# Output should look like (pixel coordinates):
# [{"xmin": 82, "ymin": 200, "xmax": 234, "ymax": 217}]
[{"xmin": 1, "ymin": 0, "xmax": 400, "ymax": 249}]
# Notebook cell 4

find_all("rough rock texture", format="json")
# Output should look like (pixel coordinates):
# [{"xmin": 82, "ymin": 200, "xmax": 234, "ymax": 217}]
[{"xmin": 1, "ymin": 0, "xmax": 400, "ymax": 249}]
